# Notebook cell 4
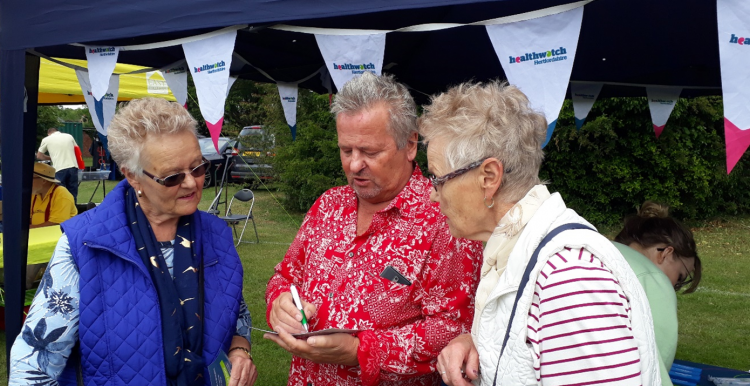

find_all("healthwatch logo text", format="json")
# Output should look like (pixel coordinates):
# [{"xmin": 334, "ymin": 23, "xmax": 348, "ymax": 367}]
[
  {"xmin": 193, "ymin": 61, "xmax": 226, "ymax": 74},
  {"xmin": 509, "ymin": 47, "xmax": 568, "ymax": 66},
  {"xmin": 332, "ymin": 62, "xmax": 376, "ymax": 74},
  {"xmin": 729, "ymin": 34, "xmax": 750, "ymax": 45},
  {"xmin": 282, "ymin": 96, "xmax": 296, "ymax": 103},
  {"xmin": 89, "ymin": 47, "xmax": 116, "ymax": 57}
]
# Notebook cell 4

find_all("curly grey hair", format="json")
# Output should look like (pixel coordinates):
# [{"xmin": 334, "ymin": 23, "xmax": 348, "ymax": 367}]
[
  {"xmin": 108, "ymin": 97, "xmax": 198, "ymax": 175},
  {"xmin": 331, "ymin": 72, "xmax": 417, "ymax": 149},
  {"xmin": 418, "ymin": 81, "xmax": 547, "ymax": 203}
]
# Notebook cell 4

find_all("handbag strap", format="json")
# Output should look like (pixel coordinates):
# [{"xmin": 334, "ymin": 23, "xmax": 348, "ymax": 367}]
[{"xmin": 491, "ymin": 222, "xmax": 595, "ymax": 386}]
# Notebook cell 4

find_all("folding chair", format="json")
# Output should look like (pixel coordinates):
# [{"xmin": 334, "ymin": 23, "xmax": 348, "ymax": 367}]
[{"xmin": 219, "ymin": 189, "xmax": 259, "ymax": 246}]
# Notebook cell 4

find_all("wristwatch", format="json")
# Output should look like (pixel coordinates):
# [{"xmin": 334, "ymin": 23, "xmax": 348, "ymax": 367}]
[{"xmin": 228, "ymin": 346, "xmax": 253, "ymax": 361}]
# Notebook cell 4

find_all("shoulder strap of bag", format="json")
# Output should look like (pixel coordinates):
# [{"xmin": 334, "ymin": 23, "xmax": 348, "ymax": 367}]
[{"xmin": 492, "ymin": 222, "xmax": 595, "ymax": 386}]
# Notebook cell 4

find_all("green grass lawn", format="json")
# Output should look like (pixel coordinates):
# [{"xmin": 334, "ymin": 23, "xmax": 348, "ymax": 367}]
[{"xmin": 1, "ymin": 179, "xmax": 747, "ymax": 384}]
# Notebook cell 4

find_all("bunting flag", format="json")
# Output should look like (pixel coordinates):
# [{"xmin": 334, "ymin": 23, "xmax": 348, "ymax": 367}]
[
  {"xmin": 487, "ymin": 6, "xmax": 584, "ymax": 148},
  {"xmin": 314, "ymin": 33, "xmax": 386, "ymax": 91},
  {"xmin": 570, "ymin": 82, "xmax": 603, "ymax": 130},
  {"xmin": 84, "ymin": 45, "xmax": 120, "ymax": 100},
  {"xmin": 277, "ymin": 82, "xmax": 299, "ymax": 140},
  {"xmin": 161, "ymin": 61, "xmax": 189, "ymax": 107},
  {"xmin": 718, "ymin": 0, "xmax": 750, "ymax": 173},
  {"xmin": 227, "ymin": 76, "xmax": 238, "ymax": 97},
  {"xmin": 646, "ymin": 86, "xmax": 682, "ymax": 139},
  {"xmin": 76, "ymin": 70, "xmax": 119, "ymax": 135},
  {"xmin": 182, "ymin": 30, "xmax": 237, "ymax": 152}
]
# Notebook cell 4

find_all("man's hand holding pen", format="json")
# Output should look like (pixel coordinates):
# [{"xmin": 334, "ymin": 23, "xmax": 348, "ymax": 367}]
[
  {"xmin": 266, "ymin": 286, "xmax": 360, "ymax": 366},
  {"xmin": 268, "ymin": 290, "xmax": 317, "ymax": 334}
]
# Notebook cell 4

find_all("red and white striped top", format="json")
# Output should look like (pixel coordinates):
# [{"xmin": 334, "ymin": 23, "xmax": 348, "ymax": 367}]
[{"xmin": 527, "ymin": 247, "xmax": 641, "ymax": 386}]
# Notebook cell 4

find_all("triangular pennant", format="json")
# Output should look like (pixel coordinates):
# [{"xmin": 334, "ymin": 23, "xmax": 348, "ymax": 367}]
[
  {"xmin": 570, "ymin": 82, "xmax": 603, "ymax": 130},
  {"xmin": 277, "ymin": 82, "xmax": 299, "ymax": 140},
  {"xmin": 76, "ymin": 70, "xmax": 119, "ymax": 135},
  {"xmin": 182, "ymin": 30, "xmax": 237, "ymax": 152},
  {"xmin": 646, "ymin": 86, "xmax": 682, "ymax": 139},
  {"xmin": 161, "ymin": 61, "xmax": 189, "ymax": 107},
  {"xmin": 84, "ymin": 45, "xmax": 120, "ymax": 100},
  {"xmin": 718, "ymin": 0, "xmax": 750, "ymax": 173},
  {"xmin": 227, "ymin": 76, "xmax": 238, "ymax": 97},
  {"xmin": 314, "ymin": 33, "xmax": 386, "ymax": 91},
  {"xmin": 487, "ymin": 6, "xmax": 584, "ymax": 148}
]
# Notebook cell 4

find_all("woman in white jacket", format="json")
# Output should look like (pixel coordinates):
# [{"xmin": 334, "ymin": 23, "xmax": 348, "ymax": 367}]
[{"xmin": 418, "ymin": 81, "xmax": 661, "ymax": 386}]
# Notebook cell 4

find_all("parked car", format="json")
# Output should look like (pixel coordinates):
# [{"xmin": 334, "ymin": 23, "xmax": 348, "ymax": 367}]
[
  {"xmin": 198, "ymin": 136, "xmax": 236, "ymax": 187},
  {"xmin": 229, "ymin": 126, "xmax": 274, "ymax": 186}
]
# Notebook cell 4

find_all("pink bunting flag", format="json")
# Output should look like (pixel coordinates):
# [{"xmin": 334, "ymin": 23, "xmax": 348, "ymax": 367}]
[{"xmin": 718, "ymin": 0, "xmax": 750, "ymax": 173}]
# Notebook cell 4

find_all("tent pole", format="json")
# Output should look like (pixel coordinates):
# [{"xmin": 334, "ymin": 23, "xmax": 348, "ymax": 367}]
[{"xmin": 1, "ymin": 51, "xmax": 39, "ymax": 370}]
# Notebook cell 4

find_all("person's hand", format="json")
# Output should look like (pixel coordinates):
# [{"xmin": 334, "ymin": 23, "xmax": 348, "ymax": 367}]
[
  {"xmin": 437, "ymin": 333, "xmax": 479, "ymax": 386},
  {"xmin": 263, "ymin": 327, "xmax": 359, "ymax": 366},
  {"xmin": 269, "ymin": 291, "xmax": 317, "ymax": 334},
  {"xmin": 227, "ymin": 352, "xmax": 258, "ymax": 386}
]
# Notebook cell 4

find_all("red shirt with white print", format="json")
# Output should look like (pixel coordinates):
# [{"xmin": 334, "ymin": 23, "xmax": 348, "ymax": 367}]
[{"xmin": 266, "ymin": 166, "xmax": 483, "ymax": 386}]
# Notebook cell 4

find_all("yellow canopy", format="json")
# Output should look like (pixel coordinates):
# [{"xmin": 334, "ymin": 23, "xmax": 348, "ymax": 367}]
[{"xmin": 38, "ymin": 58, "xmax": 177, "ymax": 104}]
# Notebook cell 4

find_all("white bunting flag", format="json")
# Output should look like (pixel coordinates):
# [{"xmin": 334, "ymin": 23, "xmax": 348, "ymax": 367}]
[
  {"xmin": 277, "ymin": 82, "xmax": 299, "ymax": 140},
  {"xmin": 161, "ymin": 61, "xmax": 189, "ymax": 108},
  {"xmin": 84, "ymin": 45, "xmax": 120, "ymax": 100},
  {"xmin": 570, "ymin": 82, "xmax": 603, "ymax": 130},
  {"xmin": 146, "ymin": 71, "xmax": 169, "ymax": 95},
  {"xmin": 76, "ymin": 70, "xmax": 119, "ymax": 136},
  {"xmin": 227, "ymin": 76, "xmax": 238, "ymax": 97},
  {"xmin": 718, "ymin": 0, "xmax": 750, "ymax": 173},
  {"xmin": 182, "ymin": 30, "xmax": 237, "ymax": 152},
  {"xmin": 314, "ymin": 33, "xmax": 386, "ymax": 92},
  {"xmin": 646, "ymin": 86, "xmax": 682, "ymax": 139},
  {"xmin": 486, "ymin": 6, "xmax": 584, "ymax": 148}
]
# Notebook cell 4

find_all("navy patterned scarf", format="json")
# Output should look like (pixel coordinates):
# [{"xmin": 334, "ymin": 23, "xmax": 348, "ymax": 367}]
[{"xmin": 125, "ymin": 187, "xmax": 205, "ymax": 385}]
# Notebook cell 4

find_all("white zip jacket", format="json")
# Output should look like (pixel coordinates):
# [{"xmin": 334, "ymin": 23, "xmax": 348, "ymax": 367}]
[{"xmin": 474, "ymin": 193, "xmax": 661, "ymax": 386}]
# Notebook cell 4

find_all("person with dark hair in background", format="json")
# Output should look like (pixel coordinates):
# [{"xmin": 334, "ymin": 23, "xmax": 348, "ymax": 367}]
[{"xmin": 613, "ymin": 201, "xmax": 702, "ymax": 386}]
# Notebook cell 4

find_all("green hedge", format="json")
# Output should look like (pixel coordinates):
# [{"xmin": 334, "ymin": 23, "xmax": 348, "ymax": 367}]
[
  {"xmin": 271, "ymin": 94, "xmax": 750, "ymax": 226},
  {"xmin": 541, "ymin": 97, "xmax": 750, "ymax": 225}
]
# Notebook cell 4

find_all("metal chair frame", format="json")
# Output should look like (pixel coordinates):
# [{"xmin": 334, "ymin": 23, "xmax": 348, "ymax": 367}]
[{"xmin": 219, "ymin": 189, "xmax": 259, "ymax": 246}]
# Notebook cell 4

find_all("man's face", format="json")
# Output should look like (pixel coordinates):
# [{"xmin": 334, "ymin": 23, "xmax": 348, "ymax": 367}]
[
  {"xmin": 32, "ymin": 176, "xmax": 47, "ymax": 195},
  {"xmin": 336, "ymin": 102, "xmax": 417, "ymax": 205}
]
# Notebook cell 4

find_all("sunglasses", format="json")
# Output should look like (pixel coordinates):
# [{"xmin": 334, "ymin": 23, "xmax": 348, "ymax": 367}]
[
  {"xmin": 142, "ymin": 158, "xmax": 210, "ymax": 187},
  {"xmin": 657, "ymin": 247, "xmax": 694, "ymax": 291}
]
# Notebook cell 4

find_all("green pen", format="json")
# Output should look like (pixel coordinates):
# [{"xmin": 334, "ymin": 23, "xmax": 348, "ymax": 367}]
[{"xmin": 290, "ymin": 284, "xmax": 309, "ymax": 332}]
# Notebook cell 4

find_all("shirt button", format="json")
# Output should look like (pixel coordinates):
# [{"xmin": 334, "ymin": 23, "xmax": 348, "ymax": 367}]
[
  {"xmin": 348, "ymin": 252, "xmax": 354, "ymax": 257},
  {"xmin": 328, "ymin": 292, "xmax": 333, "ymax": 299}
]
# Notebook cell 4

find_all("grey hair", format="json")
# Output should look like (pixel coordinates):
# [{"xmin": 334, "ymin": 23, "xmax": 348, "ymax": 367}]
[
  {"xmin": 418, "ymin": 81, "xmax": 547, "ymax": 203},
  {"xmin": 108, "ymin": 97, "xmax": 198, "ymax": 175},
  {"xmin": 331, "ymin": 72, "xmax": 417, "ymax": 148}
]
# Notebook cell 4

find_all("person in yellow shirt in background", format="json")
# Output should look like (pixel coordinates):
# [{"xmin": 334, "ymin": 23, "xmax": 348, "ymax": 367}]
[{"xmin": 27, "ymin": 163, "xmax": 77, "ymax": 288}]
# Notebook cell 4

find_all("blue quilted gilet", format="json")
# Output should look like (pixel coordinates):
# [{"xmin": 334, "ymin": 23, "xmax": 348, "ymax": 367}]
[{"xmin": 59, "ymin": 181, "xmax": 244, "ymax": 386}]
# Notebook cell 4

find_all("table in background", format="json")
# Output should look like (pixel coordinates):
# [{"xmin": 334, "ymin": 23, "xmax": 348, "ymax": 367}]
[
  {"xmin": 673, "ymin": 359, "xmax": 750, "ymax": 386},
  {"xmin": 79, "ymin": 169, "xmax": 112, "ymax": 202},
  {"xmin": 0, "ymin": 226, "xmax": 63, "ymax": 268}
]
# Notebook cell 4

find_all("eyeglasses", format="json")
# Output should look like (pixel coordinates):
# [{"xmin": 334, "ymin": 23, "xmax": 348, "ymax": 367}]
[
  {"xmin": 429, "ymin": 158, "xmax": 489, "ymax": 191},
  {"xmin": 657, "ymin": 247, "xmax": 694, "ymax": 291},
  {"xmin": 142, "ymin": 158, "xmax": 210, "ymax": 187}
]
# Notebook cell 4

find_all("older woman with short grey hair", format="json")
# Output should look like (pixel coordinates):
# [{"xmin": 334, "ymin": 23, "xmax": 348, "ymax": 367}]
[
  {"xmin": 420, "ymin": 82, "xmax": 661, "ymax": 386},
  {"xmin": 10, "ymin": 97, "xmax": 257, "ymax": 386}
]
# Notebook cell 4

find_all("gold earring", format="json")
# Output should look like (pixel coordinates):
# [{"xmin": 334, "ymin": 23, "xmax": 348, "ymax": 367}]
[{"xmin": 484, "ymin": 196, "xmax": 495, "ymax": 209}]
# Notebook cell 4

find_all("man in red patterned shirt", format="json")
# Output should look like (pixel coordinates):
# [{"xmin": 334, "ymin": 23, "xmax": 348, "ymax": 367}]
[{"xmin": 264, "ymin": 72, "xmax": 483, "ymax": 386}]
